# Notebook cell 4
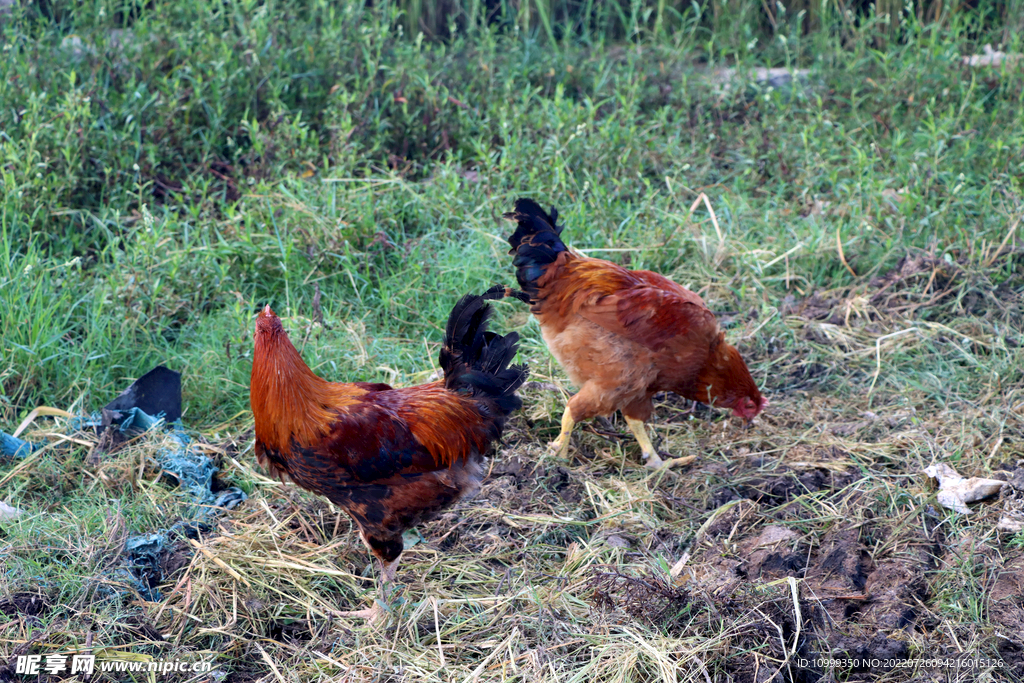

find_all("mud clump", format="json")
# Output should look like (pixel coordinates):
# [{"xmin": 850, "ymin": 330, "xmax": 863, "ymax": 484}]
[
  {"xmin": 0, "ymin": 593, "xmax": 49, "ymax": 618},
  {"xmin": 805, "ymin": 529, "xmax": 871, "ymax": 595},
  {"xmin": 713, "ymin": 464, "xmax": 856, "ymax": 511},
  {"xmin": 988, "ymin": 556, "xmax": 1024, "ymax": 671},
  {"xmin": 738, "ymin": 525, "xmax": 807, "ymax": 581},
  {"xmin": 486, "ymin": 453, "xmax": 583, "ymax": 508},
  {"xmin": 861, "ymin": 561, "xmax": 926, "ymax": 630},
  {"xmin": 589, "ymin": 570, "xmax": 691, "ymax": 634}
]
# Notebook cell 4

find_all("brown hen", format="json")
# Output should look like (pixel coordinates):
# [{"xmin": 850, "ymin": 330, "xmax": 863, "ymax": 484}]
[{"xmin": 504, "ymin": 199, "xmax": 766, "ymax": 469}]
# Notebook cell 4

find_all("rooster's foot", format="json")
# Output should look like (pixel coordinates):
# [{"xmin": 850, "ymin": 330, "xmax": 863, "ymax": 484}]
[{"xmin": 643, "ymin": 451, "xmax": 666, "ymax": 469}]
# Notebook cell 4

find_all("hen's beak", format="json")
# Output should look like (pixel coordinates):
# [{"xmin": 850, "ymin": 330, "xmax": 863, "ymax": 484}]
[{"xmin": 260, "ymin": 304, "xmax": 274, "ymax": 318}]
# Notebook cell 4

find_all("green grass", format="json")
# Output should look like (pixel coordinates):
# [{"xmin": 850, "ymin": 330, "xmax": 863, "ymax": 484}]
[
  {"xmin": 2, "ymin": 0, "xmax": 1021, "ymax": 421},
  {"xmin": 2, "ymin": 0, "xmax": 1024, "ymax": 680}
]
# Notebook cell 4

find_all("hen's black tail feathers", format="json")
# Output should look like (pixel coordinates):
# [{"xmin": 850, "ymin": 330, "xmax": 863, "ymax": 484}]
[
  {"xmin": 503, "ymin": 198, "xmax": 566, "ymax": 299},
  {"xmin": 440, "ymin": 286, "xmax": 528, "ymax": 418}
]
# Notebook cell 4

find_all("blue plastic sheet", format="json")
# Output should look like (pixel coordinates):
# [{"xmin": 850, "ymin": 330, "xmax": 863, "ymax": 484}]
[
  {"xmin": 2, "ymin": 367, "xmax": 247, "ymax": 602},
  {"xmin": 0, "ymin": 431, "xmax": 35, "ymax": 459}
]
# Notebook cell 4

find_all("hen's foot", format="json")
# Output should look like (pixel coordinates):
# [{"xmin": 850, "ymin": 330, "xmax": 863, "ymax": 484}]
[
  {"xmin": 642, "ymin": 450, "xmax": 666, "ymax": 469},
  {"xmin": 644, "ymin": 453, "xmax": 698, "ymax": 470},
  {"xmin": 335, "ymin": 604, "xmax": 386, "ymax": 625},
  {"xmin": 547, "ymin": 435, "xmax": 571, "ymax": 458}
]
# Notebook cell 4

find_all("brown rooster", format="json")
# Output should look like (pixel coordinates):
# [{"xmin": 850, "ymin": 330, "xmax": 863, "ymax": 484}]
[
  {"xmin": 250, "ymin": 287, "xmax": 528, "ymax": 621},
  {"xmin": 504, "ymin": 198, "xmax": 766, "ymax": 469}
]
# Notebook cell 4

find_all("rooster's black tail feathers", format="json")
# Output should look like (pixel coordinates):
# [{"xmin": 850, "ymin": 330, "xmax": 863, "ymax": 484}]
[{"xmin": 440, "ymin": 289, "xmax": 528, "ymax": 419}]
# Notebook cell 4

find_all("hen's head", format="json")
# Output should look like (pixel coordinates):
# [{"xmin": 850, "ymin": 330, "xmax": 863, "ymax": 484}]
[
  {"xmin": 696, "ymin": 341, "xmax": 768, "ymax": 423},
  {"xmin": 731, "ymin": 394, "xmax": 769, "ymax": 421}
]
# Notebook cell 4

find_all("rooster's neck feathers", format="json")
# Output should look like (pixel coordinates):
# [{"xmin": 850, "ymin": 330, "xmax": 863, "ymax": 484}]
[{"xmin": 251, "ymin": 324, "xmax": 359, "ymax": 454}]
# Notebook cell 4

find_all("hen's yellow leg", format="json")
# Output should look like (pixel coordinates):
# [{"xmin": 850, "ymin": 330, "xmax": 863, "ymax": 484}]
[
  {"xmin": 626, "ymin": 417, "xmax": 697, "ymax": 470},
  {"xmin": 547, "ymin": 407, "xmax": 576, "ymax": 458},
  {"xmin": 625, "ymin": 417, "xmax": 665, "ymax": 469}
]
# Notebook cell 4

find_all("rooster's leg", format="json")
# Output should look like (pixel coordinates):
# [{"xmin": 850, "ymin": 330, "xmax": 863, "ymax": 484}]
[
  {"xmin": 624, "ymin": 417, "xmax": 664, "ymax": 468},
  {"xmin": 335, "ymin": 556, "xmax": 401, "ymax": 624},
  {"xmin": 379, "ymin": 555, "xmax": 400, "ymax": 589},
  {"xmin": 547, "ymin": 407, "xmax": 576, "ymax": 458}
]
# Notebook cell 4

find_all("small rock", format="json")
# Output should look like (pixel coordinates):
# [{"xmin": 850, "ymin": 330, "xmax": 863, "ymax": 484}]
[
  {"xmin": 924, "ymin": 462, "xmax": 1005, "ymax": 515},
  {"xmin": 61, "ymin": 34, "xmax": 96, "ymax": 60},
  {"xmin": 606, "ymin": 534, "xmax": 630, "ymax": 548},
  {"xmin": 709, "ymin": 67, "xmax": 812, "ymax": 95},
  {"xmin": 751, "ymin": 525, "xmax": 799, "ymax": 548},
  {"xmin": 105, "ymin": 28, "xmax": 137, "ymax": 52},
  {"xmin": 0, "ymin": 500, "xmax": 24, "ymax": 521},
  {"xmin": 997, "ymin": 514, "xmax": 1024, "ymax": 533},
  {"xmin": 962, "ymin": 44, "xmax": 1022, "ymax": 67}
]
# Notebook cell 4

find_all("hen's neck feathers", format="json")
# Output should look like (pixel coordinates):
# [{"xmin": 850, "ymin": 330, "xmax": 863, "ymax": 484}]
[
  {"xmin": 694, "ymin": 334, "xmax": 756, "ymax": 407},
  {"xmin": 251, "ymin": 325, "xmax": 357, "ymax": 454}
]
